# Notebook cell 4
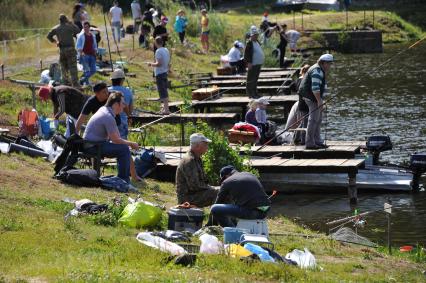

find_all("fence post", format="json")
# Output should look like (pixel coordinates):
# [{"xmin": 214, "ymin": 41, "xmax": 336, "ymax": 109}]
[
  {"xmin": 1, "ymin": 64, "xmax": 4, "ymax": 80},
  {"xmin": 363, "ymin": 10, "xmax": 366, "ymax": 28},
  {"xmin": 37, "ymin": 33, "xmax": 41, "ymax": 59},
  {"xmin": 372, "ymin": 9, "xmax": 375, "ymax": 29},
  {"xmin": 292, "ymin": 11, "xmax": 295, "ymax": 29},
  {"xmin": 301, "ymin": 11, "xmax": 304, "ymax": 31}
]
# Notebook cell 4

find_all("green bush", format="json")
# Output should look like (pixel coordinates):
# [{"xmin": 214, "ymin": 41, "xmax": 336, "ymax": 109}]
[{"xmin": 187, "ymin": 122, "xmax": 258, "ymax": 185}]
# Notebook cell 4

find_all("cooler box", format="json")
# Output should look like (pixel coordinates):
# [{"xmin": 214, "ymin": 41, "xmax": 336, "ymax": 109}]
[
  {"xmin": 192, "ymin": 87, "xmax": 219, "ymax": 101},
  {"xmin": 167, "ymin": 208, "xmax": 204, "ymax": 232}
]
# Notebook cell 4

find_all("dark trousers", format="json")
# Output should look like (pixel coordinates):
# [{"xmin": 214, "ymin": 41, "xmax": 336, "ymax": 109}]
[
  {"xmin": 279, "ymin": 44, "xmax": 287, "ymax": 68},
  {"xmin": 230, "ymin": 60, "xmax": 245, "ymax": 74},
  {"xmin": 207, "ymin": 204, "xmax": 267, "ymax": 227},
  {"xmin": 246, "ymin": 64, "xmax": 262, "ymax": 98},
  {"xmin": 178, "ymin": 32, "xmax": 185, "ymax": 43}
]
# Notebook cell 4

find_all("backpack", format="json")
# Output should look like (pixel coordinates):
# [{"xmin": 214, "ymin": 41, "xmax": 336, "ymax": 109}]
[
  {"xmin": 18, "ymin": 109, "xmax": 39, "ymax": 137},
  {"xmin": 134, "ymin": 148, "xmax": 157, "ymax": 178},
  {"xmin": 56, "ymin": 168, "xmax": 100, "ymax": 187}
]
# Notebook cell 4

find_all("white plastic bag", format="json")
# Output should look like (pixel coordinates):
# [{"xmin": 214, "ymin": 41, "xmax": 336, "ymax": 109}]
[
  {"xmin": 285, "ymin": 248, "xmax": 317, "ymax": 269},
  {"xmin": 199, "ymin": 233, "xmax": 223, "ymax": 254},
  {"xmin": 136, "ymin": 232, "xmax": 187, "ymax": 256}
]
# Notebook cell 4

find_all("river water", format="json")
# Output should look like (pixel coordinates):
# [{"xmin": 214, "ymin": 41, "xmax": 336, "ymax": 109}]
[{"xmin": 270, "ymin": 43, "xmax": 426, "ymax": 247}]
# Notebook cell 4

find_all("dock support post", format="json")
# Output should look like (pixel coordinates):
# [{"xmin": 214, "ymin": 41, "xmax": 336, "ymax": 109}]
[
  {"xmin": 348, "ymin": 172, "xmax": 357, "ymax": 204},
  {"xmin": 180, "ymin": 121, "xmax": 185, "ymax": 147}
]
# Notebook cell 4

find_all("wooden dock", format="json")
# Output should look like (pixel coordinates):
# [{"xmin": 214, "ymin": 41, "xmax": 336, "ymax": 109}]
[
  {"xmin": 163, "ymin": 95, "xmax": 298, "ymax": 117},
  {"xmin": 204, "ymin": 78, "xmax": 292, "ymax": 87},
  {"xmin": 149, "ymin": 141, "xmax": 364, "ymax": 159},
  {"xmin": 218, "ymin": 85, "xmax": 291, "ymax": 95},
  {"xmin": 130, "ymin": 112, "xmax": 240, "ymax": 125},
  {"xmin": 153, "ymin": 156, "xmax": 364, "ymax": 203}
]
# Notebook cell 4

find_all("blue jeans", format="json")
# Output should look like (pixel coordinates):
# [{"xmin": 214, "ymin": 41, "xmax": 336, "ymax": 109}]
[
  {"xmin": 111, "ymin": 21, "xmax": 121, "ymax": 43},
  {"xmin": 80, "ymin": 55, "xmax": 96, "ymax": 85},
  {"xmin": 208, "ymin": 204, "xmax": 267, "ymax": 227},
  {"xmin": 85, "ymin": 141, "xmax": 131, "ymax": 183}
]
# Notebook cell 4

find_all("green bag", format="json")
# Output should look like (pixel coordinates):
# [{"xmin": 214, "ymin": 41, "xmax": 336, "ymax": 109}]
[{"xmin": 118, "ymin": 201, "xmax": 162, "ymax": 228}]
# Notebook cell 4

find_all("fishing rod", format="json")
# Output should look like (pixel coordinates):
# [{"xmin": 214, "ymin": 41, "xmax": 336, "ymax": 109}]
[
  {"xmin": 103, "ymin": 13, "xmax": 114, "ymax": 72},
  {"xmin": 256, "ymin": 36, "xmax": 426, "ymax": 152}
]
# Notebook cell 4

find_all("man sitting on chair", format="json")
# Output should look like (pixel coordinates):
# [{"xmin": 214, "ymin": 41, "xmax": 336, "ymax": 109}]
[
  {"xmin": 83, "ymin": 92, "xmax": 139, "ymax": 183},
  {"xmin": 207, "ymin": 165, "xmax": 271, "ymax": 227}
]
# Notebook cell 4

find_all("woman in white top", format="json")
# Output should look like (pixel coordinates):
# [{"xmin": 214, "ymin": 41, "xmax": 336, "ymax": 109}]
[{"xmin": 227, "ymin": 41, "xmax": 245, "ymax": 74}]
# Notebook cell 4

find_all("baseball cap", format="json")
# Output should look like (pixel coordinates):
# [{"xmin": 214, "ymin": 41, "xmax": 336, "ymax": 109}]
[
  {"xmin": 149, "ymin": 8, "xmax": 155, "ymax": 13},
  {"xmin": 161, "ymin": 16, "xmax": 169, "ymax": 23},
  {"xmin": 190, "ymin": 133, "xmax": 211, "ymax": 144},
  {"xmin": 220, "ymin": 165, "xmax": 236, "ymax": 182},
  {"xmin": 234, "ymin": 40, "xmax": 244, "ymax": 48},
  {"xmin": 250, "ymin": 25, "xmax": 259, "ymax": 36},
  {"xmin": 319, "ymin": 53, "xmax": 334, "ymax": 62},
  {"xmin": 256, "ymin": 97, "xmax": 270, "ymax": 105},
  {"xmin": 111, "ymin": 69, "xmax": 125, "ymax": 80},
  {"xmin": 38, "ymin": 86, "xmax": 51, "ymax": 101}
]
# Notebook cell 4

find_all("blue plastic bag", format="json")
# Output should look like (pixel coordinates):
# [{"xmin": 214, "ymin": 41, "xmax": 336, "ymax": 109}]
[
  {"xmin": 243, "ymin": 243, "xmax": 275, "ymax": 262},
  {"xmin": 38, "ymin": 116, "xmax": 55, "ymax": 139}
]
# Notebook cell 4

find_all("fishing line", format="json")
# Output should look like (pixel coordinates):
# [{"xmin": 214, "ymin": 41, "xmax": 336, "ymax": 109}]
[{"xmin": 256, "ymin": 36, "xmax": 426, "ymax": 152}]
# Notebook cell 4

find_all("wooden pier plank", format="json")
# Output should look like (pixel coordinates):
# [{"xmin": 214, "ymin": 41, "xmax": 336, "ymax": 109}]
[{"xmin": 130, "ymin": 112, "xmax": 240, "ymax": 124}]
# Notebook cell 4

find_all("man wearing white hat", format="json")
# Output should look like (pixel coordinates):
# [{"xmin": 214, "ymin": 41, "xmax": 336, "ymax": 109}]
[
  {"xmin": 298, "ymin": 53, "xmax": 334, "ymax": 149},
  {"xmin": 227, "ymin": 40, "xmax": 245, "ymax": 74},
  {"xmin": 175, "ymin": 133, "xmax": 219, "ymax": 207},
  {"xmin": 244, "ymin": 25, "xmax": 264, "ymax": 98}
]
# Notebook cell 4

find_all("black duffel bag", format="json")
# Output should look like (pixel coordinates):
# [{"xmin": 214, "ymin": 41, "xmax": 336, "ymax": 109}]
[{"xmin": 56, "ymin": 167, "xmax": 100, "ymax": 187}]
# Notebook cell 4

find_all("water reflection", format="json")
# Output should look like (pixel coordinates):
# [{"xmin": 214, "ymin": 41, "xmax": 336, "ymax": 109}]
[{"xmin": 271, "ymin": 43, "xmax": 426, "ymax": 246}]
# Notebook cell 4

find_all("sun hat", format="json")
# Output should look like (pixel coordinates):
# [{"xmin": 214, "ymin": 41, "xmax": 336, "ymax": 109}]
[
  {"xmin": 190, "ymin": 133, "xmax": 211, "ymax": 144},
  {"xmin": 318, "ymin": 53, "xmax": 334, "ymax": 62},
  {"xmin": 38, "ymin": 86, "xmax": 52, "ymax": 101},
  {"xmin": 111, "ymin": 69, "xmax": 125, "ymax": 80},
  {"xmin": 256, "ymin": 97, "xmax": 270, "ymax": 105}
]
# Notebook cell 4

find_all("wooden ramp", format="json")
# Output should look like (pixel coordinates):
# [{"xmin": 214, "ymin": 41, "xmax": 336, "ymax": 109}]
[
  {"xmin": 218, "ymin": 85, "xmax": 291, "ymax": 95},
  {"xmin": 130, "ymin": 112, "xmax": 240, "ymax": 124},
  {"xmin": 150, "ymin": 140, "xmax": 364, "ymax": 159},
  {"xmin": 205, "ymin": 78, "xmax": 292, "ymax": 87}
]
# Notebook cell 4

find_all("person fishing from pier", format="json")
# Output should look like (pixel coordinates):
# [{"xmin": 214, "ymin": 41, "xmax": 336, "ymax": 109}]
[
  {"xmin": 46, "ymin": 14, "xmax": 80, "ymax": 88},
  {"xmin": 175, "ymin": 133, "xmax": 219, "ymax": 208},
  {"xmin": 299, "ymin": 54, "xmax": 333, "ymax": 150},
  {"xmin": 76, "ymin": 22, "xmax": 97, "ymax": 86},
  {"xmin": 244, "ymin": 26, "xmax": 264, "ymax": 99},
  {"xmin": 38, "ymin": 84, "xmax": 88, "ymax": 138},
  {"xmin": 206, "ymin": 165, "xmax": 270, "ymax": 227},
  {"xmin": 227, "ymin": 40, "xmax": 245, "ymax": 74},
  {"xmin": 147, "ymin": 36, "xmax": 171, "ymax": 115},
  {"xmin": 255, "ymin": 97, "xmax": 276, "ymax": 144},
  {"xmin": 82, "ymin": 92, "xmax": 139, "ymax": 184},
  {"xmin": 245, "ymin": 99, "xmax": 259, "ymax": 127},
  {"xmin": 284, "ymin": 64, "xmax": 311, "ymax": 144}
]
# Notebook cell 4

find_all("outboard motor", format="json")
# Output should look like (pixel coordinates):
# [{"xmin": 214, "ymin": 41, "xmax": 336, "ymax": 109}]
[
  {"xmin": 410, "ymin": 153, "xmax": 426, "ymax": 190},
  {"xmin": 366, "ymin": 136, "xmax": 392, "ymax": 165}
]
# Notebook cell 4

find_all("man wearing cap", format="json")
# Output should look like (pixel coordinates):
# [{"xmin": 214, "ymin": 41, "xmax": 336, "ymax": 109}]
[
  {"xmin": 206, "ymin": 165, "xmax": 271, "ymax": 227},
  {"xmin": 200, "ymin": 9, "xmax": 209, "ymax": 54},
  {"xmin": 38, "ymin": 85, "xmax": 88, "ymax": 137},
  {"xmin": 227, "ymin": 41, "xmax": 245, "ymax": 74},
  {"xmin": 47, "ymin": 14, "xmax": 80, "ymax": 87},
  {"xmin": 175, "ymin": 133, "xmax": 219, "ymax": 207},
  {"xmin": 244, "ymin": 25, "xmax": 264, "ymax": 99},
  {"xmin": 76, "ymin": 21, "xmax": 98, "ymax": 86},
  {"xmin": 75, "ymin": 82, "xmax": 120, "ymax": 135},
  {"xmin": 108, "ymin": 69, "xmax": 134, "ymax": 139},
  {"xmin": 83, "ymin": 92, "xmax": 139, "ymax": 183},
  {"xmin": 298, "ymin": 53, "xmax": 334, "ymax": 149},
  {"xmin": 153, "ymin": 16, "xmax": 169, "ymax": 53}
]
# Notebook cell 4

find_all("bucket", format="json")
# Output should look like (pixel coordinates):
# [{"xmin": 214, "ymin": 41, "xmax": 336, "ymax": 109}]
[
  {"xmin": 0, "ymin": 142, "xmax": 10, "ymax": 154},
  {"xmin": 223, "ymin": 227, "xmax": 249, "ymax": 244}
]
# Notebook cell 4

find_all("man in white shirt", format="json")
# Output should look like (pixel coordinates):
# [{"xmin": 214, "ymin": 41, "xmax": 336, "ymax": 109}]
[
  {"xmin": 131, "ymin": 0, "xmax": 142, "ymax": 34},
  {"xmin": 109, "ymin": 1, "xmax": 123, "ymax": 43},
  {"xmin": 148, "ymin": 36, "xmax": 171, "ymax": 114},
  {"xmin": 227, "ymin": 40, "xmax": 245, "ymax": 74}
]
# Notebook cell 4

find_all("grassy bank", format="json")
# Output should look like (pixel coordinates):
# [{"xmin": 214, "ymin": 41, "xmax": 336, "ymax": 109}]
[{"xmin": 1, "ymin": 153, "xmax": 425, "ymax": 282}]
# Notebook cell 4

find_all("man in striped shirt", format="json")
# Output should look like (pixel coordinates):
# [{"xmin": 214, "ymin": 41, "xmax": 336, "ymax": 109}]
[
  {"xmin": 38, "ymin": 85, "xmax": 88, "ymax": 137},
  {"xmin": 298, "ymin": 54, "xmax": 334, "ymax": 149}
]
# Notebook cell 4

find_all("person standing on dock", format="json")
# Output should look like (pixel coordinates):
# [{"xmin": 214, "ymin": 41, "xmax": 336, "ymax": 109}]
[
  {"xmin": 47, "ymin": 14, "xmax": 80, "ymax": 88},
  {"xmin": 175, "ymin": 133, "xmax": 219, "ymax": 208},
  {"xmin": 298, "ymin": 54, "xmax": 333, "ymax": 149},
  {"xmin": 244, "ymin": 26, "xmax": 264, "ymax": 99}
]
